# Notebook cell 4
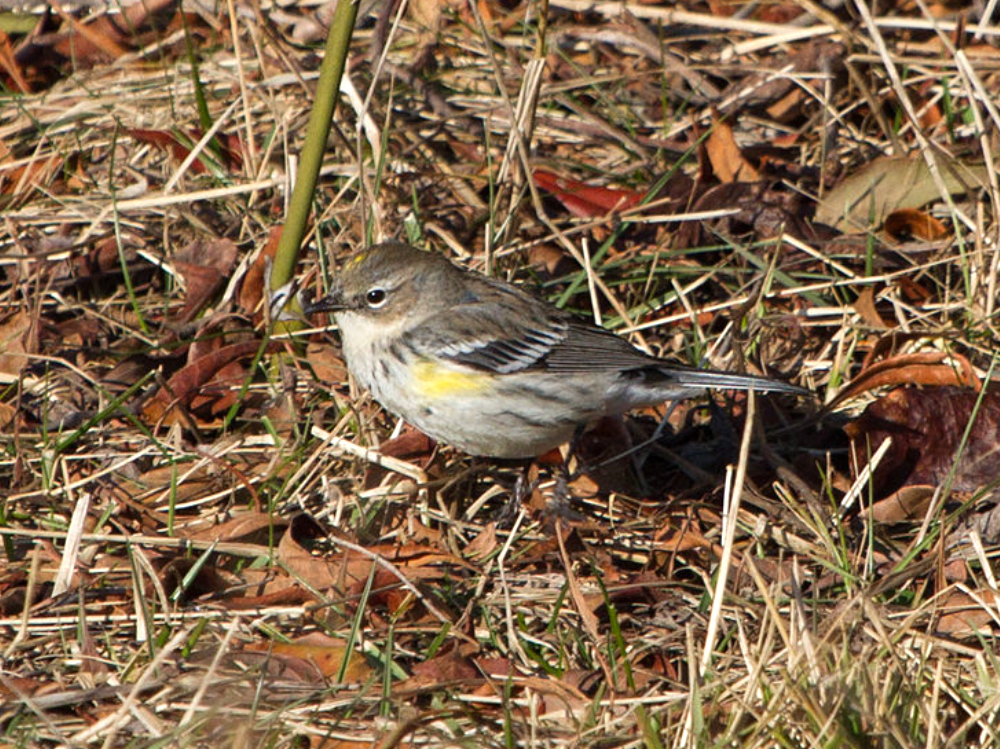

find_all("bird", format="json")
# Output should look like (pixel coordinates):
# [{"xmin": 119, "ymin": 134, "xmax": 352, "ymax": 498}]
[{"xmin": 304, "ymin": 242, "xmax": 807, "ymax": 460}]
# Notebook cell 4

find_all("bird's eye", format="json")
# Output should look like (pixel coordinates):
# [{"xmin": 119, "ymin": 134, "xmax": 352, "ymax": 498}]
[{"xmin": 365, "ymin": 287, "xmax": 388, "ymax": 308}]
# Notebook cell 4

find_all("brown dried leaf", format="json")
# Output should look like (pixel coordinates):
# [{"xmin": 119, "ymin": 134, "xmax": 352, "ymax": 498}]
[
  {"xmin": 935, "ymin": 589, "xmax": 998, "ymax": 635},
  {"xmin": 183, "ymin": 511, "xmax": 289, "ymax": 544},
  {"xmin": 246, "ymin": 633, "xmax": 372, "ymax": 682},
  {"xmin": 853, "ymin": 287, "xmax": 887, "ymax": 330},
  {"xmin": 0, "ymin": 310, "xmax": 31, "ymax": 382},
  {"xmin": 884, "ymin": 208, "xmax": 948, "ymax": 241},
  {"xmin": 866, "ymin": 485, "xmax": 935, "ymax": 523},
  {"xmin": 305, "ymin": 340, "xmax": 348, "ymax": 385},
  {"xmin": 846, "ymin": 387, "xmax": 1000, "ymax": 497},
  {"xmin": 238, "ymin": 226, "xmax": 282, "ymax": 316},
  {"xmin": 463, "ymin": 523, "xmax": 498, "ymax": 561},
  {"xmin": 275, "ymin": 515, "xmax": 455, "ymax": 596},
  {"xmin": 173, "ymin": 238, "xmax": 238, "ymax": 323},
  {"xmin": 141, "ymin": 340, "xmax": 279, "ymax": 426},
  {"xmin": 128, "ymin": 127, "xmax": 245, "ymax": 175},
  {"xmin": 706, "ymin": 117, "xmax": 760, "ymax": 183},
  {"xmin": 409, "ymin": 645, "xmax": 480, "ymax": 685},
  {"xmin": 0, "ymin": 30, "xmax": 31, "ymax": 93},
  {"xmin": 828, "ymin": 351, "xmax": 978, "ymax": 410},
  {"xmin": 816, "ymin": 155, "xmax": 991, "ymax": 232}
]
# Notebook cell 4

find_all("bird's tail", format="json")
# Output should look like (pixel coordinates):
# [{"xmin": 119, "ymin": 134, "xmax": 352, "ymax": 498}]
[{"xmin": 655, "ymin": 365, "xmax": 809, "ymax": 396}]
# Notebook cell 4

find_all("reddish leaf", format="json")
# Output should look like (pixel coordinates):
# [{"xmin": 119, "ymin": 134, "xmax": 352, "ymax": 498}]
[
  {"xmin": 238, "ymin": 226, "xmax": 283, "ymax": 316},
  {"xmin": 363, "ymin": 428, "xmax": 436, "ymax": 488},
  {"xmin": 128, "ymin": 128, "xmax": 244, "ymax": 174},
  {"xmin": 845, "ymin": 386, "xmax": 1000, "ymax": 498},
  {"xmin": 533, "ymin": 169, "xmax": 643, "ymax": 217},
  {"xmin": 0, "ymin": 30, "xmax": 31, "ymax": 93},
  {"xmin": 827, "ymin": 351, "xmax": 978, "ymax": 411},
  {"xmin": 173, "ymin": 238, "xmax": 238, "ymax": 322},
  {"xmin": 141, "ymin": 340, "xmax": 279, "ymax": 426},
  {"xmin": 223, "ymin": 586, "xmax": 315, "ymax": 610},
  {"xmin": 884, "ymin": 208, "xmax": 948, "ymax": 241}
]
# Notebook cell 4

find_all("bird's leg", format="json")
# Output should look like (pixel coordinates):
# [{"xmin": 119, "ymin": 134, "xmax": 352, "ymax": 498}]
[
  {"xmin": 494, "ymin": 445, "xmax": 583, "ymax": 527},
  {"xmin": 494, "ymin": 459, "xmax": 534, "ymax": 528},
  {"xmin": 540, "ymin": 429, "xmax": 584, "ymax": 522}
]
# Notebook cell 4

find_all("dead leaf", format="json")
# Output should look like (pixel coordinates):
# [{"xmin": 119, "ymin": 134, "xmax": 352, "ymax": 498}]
[
  {"xmin": 246, "ymin": 633, "xmax": 372, "ymax": 682},
  {"xmin": 50, "ymin": 0, "xmax": 181, "ymax": 65},
  {"xmin": 306, "ymin": 340, "xmax": 348, "ymax": 385},
  {"xmin": 853, "ymin": 287, "xmax": 887, "ymax": 329},
  {"xmin": 827, "ymin": 351, "xmax": 978, "ymax": 411},
  {"xmin": 275, "ymin": 515, "xmax": 456, "ymax": 596},
  {"xmin": 816, "ymin": 155, "xmax": 991, "ymax": 232},
  {"xmin": 239, "ymin": 226, "xmax": 282, "ymax": 316},
  {"xmin": 141, "ymin": 340, "xmax": 280, "ymax": 426},
  {"xmin": 935, "ymin": 589, "xmax": 998, "ymax": 636},
  {"xmin": 846, "ymin": 386, "xmax": 1000, "ymax": 498},
  {"xmin": 706, "ymin": 117, "xmax": 760, "ymax": 183},
  {"xmin": 173, "ymin": 238, "xmax": 238, "ymax": 323},
  {"xmin": 183, "ymin": 511, "xmax": 289, "ymax": 544},
  {"xmin": 883, "ymin": 208, "xmax": 948, "ymax": 241},
  {"xmin": 0, "ymin": 30, "xmax": 31, "ymax": 93},
  {"xmin": 408, "ymin": 645, "xmax": 480, "ymax": 686},
  {"xmin": 463, "ymin": 523, "xmax": 497, "ymax": 561},
  {"xmin": 866, "ymin": 485, "xmax": 935, "ymax": 523},
  {"xmin": 128, "ymin": 127, "xmax": 244, "ymax": 174},
  {"xmin": 0, "ymin": 310, "xmax": 31, "ymax": 383},
  {"xmin": 533, "ymin": 169, "xmax": 643, "ymax": 217}
]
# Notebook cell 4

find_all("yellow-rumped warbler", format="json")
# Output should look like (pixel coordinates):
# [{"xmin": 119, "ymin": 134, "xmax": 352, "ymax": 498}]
[{"xmin": 305, "ymin": 242, "xmax": 807, "ymax": 459}]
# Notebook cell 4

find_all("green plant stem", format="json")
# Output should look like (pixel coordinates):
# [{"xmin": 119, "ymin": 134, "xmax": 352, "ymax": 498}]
[{"xmin": 269, "ymin": 0, "xmax": 359, "ymax": 297}]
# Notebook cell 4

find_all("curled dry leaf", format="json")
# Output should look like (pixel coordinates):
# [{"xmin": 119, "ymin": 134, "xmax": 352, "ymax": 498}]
[
  {"xmin": 128, "ymin": 128, "xmax": 245, "ymax": 175},
  {"xmin": 845, "ymin": 386, "xmax": 1000, "ymax": 499},
  {"xmin": 141, "ymin": 340, "xmax": 281, "ymax": 427},
  {"xmin": 866, "ymin": 485, "xmax": 935, "ymax": 523},
  {"xmin": 238, "ymin": 226, "xmax": 282, "ymax": 316},
  {"xmin": 0, "ymin": 310, "xmax": 31, "ymax": 384},
  {"xmin": 883, "ymin": 208, "xmax": 948, "ymax": 241},
  {"xmin": 826, "ymin": 351, "xmax": 978, "ymax": 412}
]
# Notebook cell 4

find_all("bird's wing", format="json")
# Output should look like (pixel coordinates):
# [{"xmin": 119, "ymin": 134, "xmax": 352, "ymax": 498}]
[
  {"xmin": 408, "ymin": 289, "xmax": 658, "ymax": 375},
  {"xmin": 407, "ymin": 294, "xmax": 806, "ymax": 394},
  {"xmin": 541, "ymin": 322, "xmax": 661, "ymax": 372},
  {"xmin": 405, "ymin": 275, "xmax": 805, "ymax": 395}
]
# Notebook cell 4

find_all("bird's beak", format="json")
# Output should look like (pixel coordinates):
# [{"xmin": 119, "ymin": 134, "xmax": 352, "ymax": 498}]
[{"xmin": 303, "ymin": 288, "xmax": 346, "ymax": 315}]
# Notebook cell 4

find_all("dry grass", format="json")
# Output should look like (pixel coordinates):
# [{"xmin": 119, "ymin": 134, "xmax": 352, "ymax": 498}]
[{"xmin": 3, "ymin": 0, "xmax": 1000, "ymax": 747}]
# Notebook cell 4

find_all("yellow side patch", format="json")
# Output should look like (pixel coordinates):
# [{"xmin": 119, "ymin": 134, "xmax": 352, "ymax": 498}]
[{"xmin": 413, "ymin": 359, "xmax": 493, "ymax": 398}]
